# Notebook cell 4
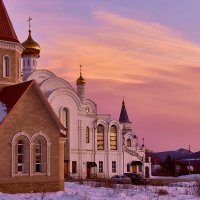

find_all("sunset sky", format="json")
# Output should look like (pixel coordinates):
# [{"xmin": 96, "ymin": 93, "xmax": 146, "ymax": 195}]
[{"xmin": 5, "ymin": 0, "xmax": 200, "ymax": 152}]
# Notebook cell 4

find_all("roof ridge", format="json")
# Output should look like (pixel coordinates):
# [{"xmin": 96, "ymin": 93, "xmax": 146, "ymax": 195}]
[{"xmin": 0, "ymin": 0, "xmax": 19, "ymax": 43}]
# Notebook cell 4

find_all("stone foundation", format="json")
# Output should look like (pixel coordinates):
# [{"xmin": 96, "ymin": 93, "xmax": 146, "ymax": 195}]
[{"xmin": 0, "ymin": 181, "xmax": 64, "ymax": 194}]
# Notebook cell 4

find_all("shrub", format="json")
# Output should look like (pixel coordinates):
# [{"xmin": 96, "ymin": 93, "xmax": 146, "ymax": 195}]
[
  {"xmin": 195, "ymin": 181, "xmax": 200, "ymax": 197},
  {"xmin": 156, "ymin": 188, "xmax": 169, "ymax": 195}
]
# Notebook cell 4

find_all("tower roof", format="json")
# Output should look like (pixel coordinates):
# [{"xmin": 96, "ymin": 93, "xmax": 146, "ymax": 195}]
[
  {"xmin": 119, "ymin": 98, "xmax": 130, "ymax": 123},
  {"xmin": 0, "ymin": 0, "xmax": 19, "ymax": 43}
]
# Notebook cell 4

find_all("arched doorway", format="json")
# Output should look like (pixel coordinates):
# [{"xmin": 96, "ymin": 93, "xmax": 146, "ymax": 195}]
[{"xmin": 145, "ymin": 166, "xmax": 150, "ymax": 178}]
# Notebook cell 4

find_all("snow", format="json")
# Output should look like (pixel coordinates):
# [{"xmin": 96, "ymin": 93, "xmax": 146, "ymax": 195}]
[
  {"xmin": 1, "ymin": 175, "xmax": 200, "ymax": 200},
  {"xmin": 0, "ymin": 102, "xmax": 7, "ymax": 122}
]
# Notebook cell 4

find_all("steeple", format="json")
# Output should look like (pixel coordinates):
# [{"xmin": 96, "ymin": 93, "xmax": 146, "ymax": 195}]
[
  {"xmin": 0, "ymin": 0, "xmax": 19, "ymax": 43},
  {"xmin": 119, "ymin": 98, "xmax": 130, "ymax": 123}
]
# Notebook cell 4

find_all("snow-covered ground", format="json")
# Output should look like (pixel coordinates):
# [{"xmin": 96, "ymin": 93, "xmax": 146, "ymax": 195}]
[{"xmin": 1, "ymin": 175, "xmax": 200, "ymax": 200}]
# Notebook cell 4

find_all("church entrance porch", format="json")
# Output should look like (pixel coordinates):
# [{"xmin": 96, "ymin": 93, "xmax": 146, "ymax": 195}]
[
  {"xmin": 131, "ymin": 161, "xmax": 143, "ymax": 173},
  {"xmin": 87, "ymin": 162, "xmax": 97, "ymax": 179}
]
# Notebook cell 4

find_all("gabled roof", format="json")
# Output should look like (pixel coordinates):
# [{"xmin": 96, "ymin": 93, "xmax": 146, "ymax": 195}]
[
  {"xmin": 0, "ymin": 81, "xmax": 32, "ymax": 114},
  {"xmin": 0, "ymin": 0, "xmax": 19, "ymax": 43},
  {"xmin": 119, "ymin": 99, "xmax": 130, "ymax": 123},
  {"xmin": 0, "ymin": 80, "xmax": 66, "ymax": 136}
]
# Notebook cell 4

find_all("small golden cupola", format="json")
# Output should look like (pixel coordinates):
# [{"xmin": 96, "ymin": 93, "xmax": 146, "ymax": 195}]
[
  {"xmin": 21, "ymin": 30, "xmax": 40, "ymax": 57},
  {"xmin": 76, "ymin": 65, "xmax": 86, "ymax": 101},
  {"xmin": 76, "ymin": 65, "xmax": 86, "ymax": 85},
  {"xmin": 21, "ymin": 17, "xmax": 40, "ymax": 58}
]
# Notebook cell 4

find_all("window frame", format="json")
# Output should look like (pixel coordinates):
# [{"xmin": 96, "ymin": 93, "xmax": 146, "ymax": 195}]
[
  {"xmin": 17, "ymin": 140, "xmax": 24, "ymax": 174},
  {"xmin": 127, "ymin": 138, "xmax": 131, "ymax": 147},
  {"xmin": 112, "ymin": 161, "xmax": 116, "ymax": 173},
  {"xmin": 97, "ymin": 125, "xmax": 104, "ymax": 150},
  {"xmin": 61, "ymin": 108, "xmax": 69, "ymax": 128},
  {"xmin": 86, "ymin": 126, "xmax": 90, "ymax": 143},
  {"xmin": 99, "ymin": 161, "xmax": 103, "ymax": 173},
  {"xmin": 72, "ymin": 161, "xmax": 77, "ymax": 174},
  {"xmin": 35, "ymin": 140, "xmax": 42, "ymax": 173},
  {"xmin": 110, "ymin": 125, "xmax": 117, "ymax": 150},
  {"xmin": 3, "ymin": 55, "xmax": 11, "ymax": 78}
]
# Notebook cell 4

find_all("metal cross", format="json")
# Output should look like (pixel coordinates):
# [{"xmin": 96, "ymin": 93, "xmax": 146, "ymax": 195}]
[
  {"xmin": 80, "ymin": 65, "xmax": 82, "ymax": 75},
  {"xmin": 27, "ymin": 16, "xmax": 32, "ymax": 31}
]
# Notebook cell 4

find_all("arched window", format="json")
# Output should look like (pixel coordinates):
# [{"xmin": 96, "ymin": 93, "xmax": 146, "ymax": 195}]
[
  {"xmin": 32, "ymin": 133, "xmax": 50, "ymax": 175},
  {"xmin": 97, "ymin": 124, "xmax": 104, "ymax": 150},
  {"xmin": 86, "ymin": 126, "xmax": 90, "ymax": 143},
  {"xmin": 127, "ymin": 138, "xmax": 131, "ymax": 147},
  {"xmin": 3, "ymin": 55, "xmax": 11, "ymax": 77},
  {"xmin": 18, "ymin": 140, "xmax": 24, "ymax": 173},
  {"xmin": 35, "ymin": 140, "xmax": 42, "ymax": 172},
  {"xmin": 110, "ymin": 125, "xmax": 117, "ymax": 150},
  {"xmin": 61, "ymin": 108, "xmax": 68, "ymax": 128}
]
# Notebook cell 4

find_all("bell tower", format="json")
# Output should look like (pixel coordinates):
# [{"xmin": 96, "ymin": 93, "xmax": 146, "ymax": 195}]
[
  {"xmin": 76, "ymin": 65, "xmax": 86, "ymax": 101},
  {"xmin": 21, "ymin": 17, "xmax": 40, "ymax": 81},
  {"xmin": 0, "ymin": 0, "xmax": 24, "ymax": 88}
]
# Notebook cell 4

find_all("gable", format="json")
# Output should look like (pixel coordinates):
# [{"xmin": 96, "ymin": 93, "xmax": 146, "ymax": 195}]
[{"xmin": 0, "ymin": 80, "xmax": 66, "ymax": 135}]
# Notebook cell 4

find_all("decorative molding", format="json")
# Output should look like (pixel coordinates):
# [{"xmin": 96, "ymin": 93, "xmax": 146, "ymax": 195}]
[{"xmin": 0, "ymin": 40, "xmax": 24, "ymax": 53}]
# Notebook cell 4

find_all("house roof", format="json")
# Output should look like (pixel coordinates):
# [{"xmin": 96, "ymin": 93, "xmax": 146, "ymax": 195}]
[
  {"xmin": 0, "ymin": 81, "xmax": 32, "ymax": 114},
  {"xmin": 119, "ymin": 99, "xmax": 130, "ymax": 123},
  {"xmin": 0, "ymin": 80, "xmax": 67, "ymax": 135},
  {"xmin": 0, "ymin": 0, "xmax": 19, "ymax": 43}
]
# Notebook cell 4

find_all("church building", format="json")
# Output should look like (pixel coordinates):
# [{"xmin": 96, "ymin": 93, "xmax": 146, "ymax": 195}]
[
  {"xmin": 0, "ymin": 0, "xmax": 66, "ymax": 193},
  {"xmin": 0, "ymin": 0, "xmax": 151, "ymax": 193}
]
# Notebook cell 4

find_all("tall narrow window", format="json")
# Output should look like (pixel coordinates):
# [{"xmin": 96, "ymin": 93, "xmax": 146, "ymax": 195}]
[
  {"xmin": 35, "ymin": 140, "xmax": 42, "ymax": 172},
  {"xmin": 3, "ymin": 56, "xmax": 10, "ymax": 77},
  {"xmin": 127, "ymin": 139, "xmax": 131, "ymax": 147},
  {"xmin": 99, "ymin": 161, "xmax": 103, "ymax": 173},
  {"xmin": 127, "ymin": 164, "xmax": 131, "ymax": 172},
  {"xmin": 97, "ymin": 125, "xmax": 104, "ymax": 150},
  {"xmin": 61, "ymin": 108, "xmax": 68, "ymax": 128},
  {"xmin": 18, "ymin": 58, "xmax": 21, "ymax": 79},
  {"xmin": 72, "ymin": 161, "xmax": 77, "ymax": 174},
  {"xmin": 110, "ymin": 125, "xmax": 117, "ymax": 150},
  {"xmin": 86, "ymin": 126, "xmax": 90, "ymax": 143},
  {"xmin": 112, "ymin": 161, "xmax": 116, "ymax": 173},
  {"xmin": 18, "ymin": 140, "xmax": 24, "ymax": 173}
]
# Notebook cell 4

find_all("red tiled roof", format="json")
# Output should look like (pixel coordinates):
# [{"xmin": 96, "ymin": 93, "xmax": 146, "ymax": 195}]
[
  {"xmin": 0, "ymin": 0, "xmax": 19, "ymax": 43},
  {"xmin": 0, "ymin": 80, "xmax": 33, "ymax": 114}
]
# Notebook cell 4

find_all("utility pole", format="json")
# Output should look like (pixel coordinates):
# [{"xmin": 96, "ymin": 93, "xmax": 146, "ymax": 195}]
[{"xmin": 188, "ymin": 145, "xmax": 191, "ymax": 175}]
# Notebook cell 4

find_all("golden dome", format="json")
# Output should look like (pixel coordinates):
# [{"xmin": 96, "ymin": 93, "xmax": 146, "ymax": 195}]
[
  {"xmin": 21, "ymin": 30, "xmax": 40, "ymax": 57},
  {"xmin": 76, "ymin": 74, "xmax": 86, "ymax": 85},
  {"xmin": 76, "ymin": 65, "xmax": 86, "ymax": 85}
]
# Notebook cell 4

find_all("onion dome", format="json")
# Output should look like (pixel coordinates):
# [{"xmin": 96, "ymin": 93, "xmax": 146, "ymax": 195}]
[
  {"xmin": 76, "ymin": 65, "xmax": 86, "ymax": 85},
  {"xmin": 21, "ymin": 30, "xmax": 40, "ymax": 57}
]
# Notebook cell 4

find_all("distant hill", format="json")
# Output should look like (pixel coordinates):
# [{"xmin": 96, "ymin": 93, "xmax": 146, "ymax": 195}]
[
  {"xmin": 181, "ymin": 151, "xmax": 200, "ymax": 160},
  {"xmin": 155, "ymin": 148, "xmax": 190, "ymax": 161}
]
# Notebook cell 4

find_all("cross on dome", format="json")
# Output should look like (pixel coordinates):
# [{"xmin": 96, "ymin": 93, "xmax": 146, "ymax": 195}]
[{"xmin": 27, "ymin": 16, "xmax": 32, "ymax": 31}]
